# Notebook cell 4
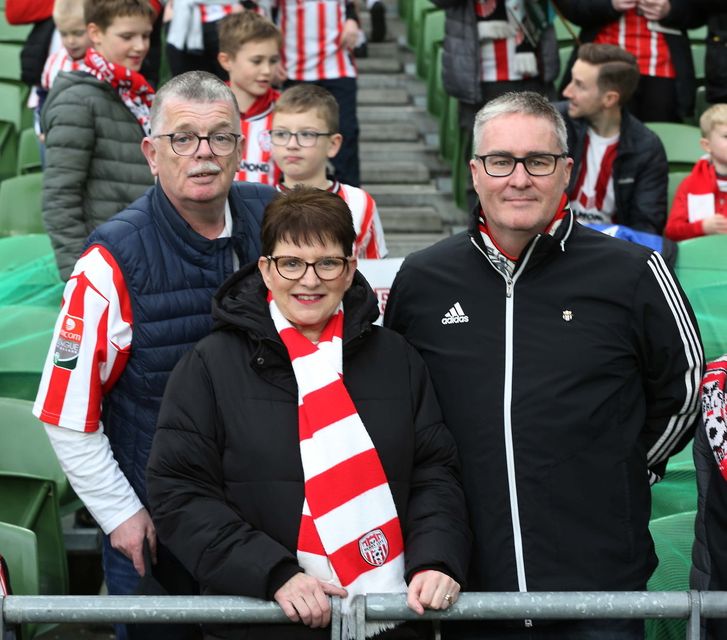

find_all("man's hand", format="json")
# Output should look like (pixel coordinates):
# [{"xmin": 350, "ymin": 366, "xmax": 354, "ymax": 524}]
[
  {"xmin": 341, "ymin": 19, "xmax": 360, "ymax": 50},
  {"xmin": 637, "ymin": 0, "xmax": 671, "ymax": 21},
  {"xmin": 702, "ymin": 213, "xmax": 727, "ymax": 235},
  {"xmin": 611, "ymin": 0, "xmax": 638, "ymax": 12},
  {"xmin": 406, "ymin": 570, "xmax": 461, "ymax": 615},
  {"xmin": 109, "ymin": 508, "xmax": 156, "ymax": 576},
  {"xmin": 274, "ymin": 573, "xmax": 348, "ymax": 628}
]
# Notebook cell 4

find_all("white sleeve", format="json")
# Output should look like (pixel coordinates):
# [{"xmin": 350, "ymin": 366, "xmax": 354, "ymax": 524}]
[{"xmin": 44, "ymin": 422, "xmax": 144, "ymax": 534}]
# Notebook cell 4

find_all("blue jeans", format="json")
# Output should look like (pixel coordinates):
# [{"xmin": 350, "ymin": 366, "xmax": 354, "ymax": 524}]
[{"xmin": 443, "ymin": 619, "xmax": 645, "ymax": 640}]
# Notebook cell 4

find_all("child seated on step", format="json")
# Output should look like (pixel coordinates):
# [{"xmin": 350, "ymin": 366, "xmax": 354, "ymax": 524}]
[
  {"xmin": 665, "ymin": 104, "xmax": 727, "ymax": 241},
  {"xmin": 270, "ymin": 83, "xmax": 388, "ymax": 258},
  {"xmin": 217, "ymin": 11, "xmax": 282, "ymax": 186}
]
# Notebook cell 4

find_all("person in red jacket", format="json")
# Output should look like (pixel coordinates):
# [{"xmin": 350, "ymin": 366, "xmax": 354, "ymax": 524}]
[{"xmin": 665, "ymin": 103, "xmax": 727, "ymax": 241}]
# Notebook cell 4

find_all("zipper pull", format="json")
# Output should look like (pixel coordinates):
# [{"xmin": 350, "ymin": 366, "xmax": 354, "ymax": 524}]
[{"xmin": 506, "ymin": 279, "xmax": 513, "ymax": 298}]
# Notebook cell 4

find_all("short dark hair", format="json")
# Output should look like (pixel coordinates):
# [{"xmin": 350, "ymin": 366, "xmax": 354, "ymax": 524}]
[
  {"xmin": 84, "ymin": 0, "xmax": 155, "ymax": 30},
  {"xmin": 261, "ymin": 186, "xmax": 356, "ymax": 257},
  {"xmin": 274, "ymin": 84, "xmax": 339, "ymax": 133},
  {"xmin": 576, "ymin": 43, "xmax": 640, "ymax": 105},
  {"xmin": 217, "ymin": 11, "xmax": 282, "ymax": 56}
]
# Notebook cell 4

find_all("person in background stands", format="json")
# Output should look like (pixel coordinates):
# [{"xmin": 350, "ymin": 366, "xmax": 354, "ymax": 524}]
[
  {"xmin": 33, "ymin": 71, "xmax": 275, "ymax": 640},
  {"xmin": 558, "ymin": 43, "xmax": 669, "ymax": 234}
]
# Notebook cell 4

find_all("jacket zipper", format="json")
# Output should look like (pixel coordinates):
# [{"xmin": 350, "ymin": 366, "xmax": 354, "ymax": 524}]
[{"xmin": 470, "ymin": 235, "xmax": 540, "ymax": 627}]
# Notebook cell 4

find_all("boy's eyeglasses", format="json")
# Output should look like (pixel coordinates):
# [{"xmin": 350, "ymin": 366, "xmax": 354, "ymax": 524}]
[
  {"xmin": 154, "ymin": 132, "xmax": 241, "ymax": 157},
  {"xmin": 269, "ymin": 130, "xmax": 334, "ymax": 147}
]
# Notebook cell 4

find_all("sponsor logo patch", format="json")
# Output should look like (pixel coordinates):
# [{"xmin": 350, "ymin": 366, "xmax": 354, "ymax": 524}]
[
  {"xmin": 359, "ymin": 528, "xmax": 389, "ymax": 567},
  {"xmin": 53, "ymin": 314, "xmax": 84, "ymax": 370},
  {"xmin": 258, "ymin": 129, "xmax": 272, "ymax": 152}
]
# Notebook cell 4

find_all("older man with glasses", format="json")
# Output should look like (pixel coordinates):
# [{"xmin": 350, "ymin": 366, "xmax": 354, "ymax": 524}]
[
  {"xmin": 33, "ymin": 70, "xmax": 275, "ymax": 640},
  {"xmin": 385, "ymin": 91, "xmax": 704, "ymax": 640}
]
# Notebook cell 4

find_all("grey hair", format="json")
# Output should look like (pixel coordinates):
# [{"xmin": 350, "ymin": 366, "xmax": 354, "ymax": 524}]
[
  {"xmin": 472, "ymin": 91, "xmax": 568, "ymax": 154},
  {"xmin": 149, "ymin": 70, "xmax": 241, "ymax": 135}
]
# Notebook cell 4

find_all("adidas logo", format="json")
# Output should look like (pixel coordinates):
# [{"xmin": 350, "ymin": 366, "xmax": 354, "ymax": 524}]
[{"xmin": 441, "ymin": 302, "xmax": 469, "ymax": 325}]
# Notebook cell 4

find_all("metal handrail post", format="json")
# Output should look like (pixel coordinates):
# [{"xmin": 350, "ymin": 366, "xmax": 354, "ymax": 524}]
[
  {"xmin": 354, "ymin": 594, "xmax": 367, "ymax": 640},
  {"xmin": 331, "ymin": 592, "xmax": 341, "ymax": 640},
  {"xmin": 686, "ymin": 590, "xmax": 701, "ymax": 640}
]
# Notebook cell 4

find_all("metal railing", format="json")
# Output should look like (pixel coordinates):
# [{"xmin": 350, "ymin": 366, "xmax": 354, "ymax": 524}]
[{"xmin": 3, "ymin": 591, "xmax": 727, "ymax": 640}]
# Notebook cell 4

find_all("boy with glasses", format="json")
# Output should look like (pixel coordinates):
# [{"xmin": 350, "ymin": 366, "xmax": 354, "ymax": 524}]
[{"xmin": 270, "ymin": 84, "xmax": 387, "ymax": 258}]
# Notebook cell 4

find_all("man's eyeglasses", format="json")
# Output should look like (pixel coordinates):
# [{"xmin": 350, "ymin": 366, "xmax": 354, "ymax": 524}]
[
  {"xmin": 154, "ymin": 132, "xmax": 241, "ymax": 157},
  {"xmin": 269, "ymin": 130, "xmax": 334, "ymax": 147},
  {"xmin": 266, "ymin": 256, "xmax": 349, "ymax": 281},
  {"xmin": 473, "ymin": 153, "xmax": 567, "ymax": 177}
]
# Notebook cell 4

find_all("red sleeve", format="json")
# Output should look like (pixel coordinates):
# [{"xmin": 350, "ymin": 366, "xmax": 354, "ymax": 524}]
[
  {"xmin": 5, "ymin": 0, "xmax": 54, "ymax": 24},
  {"xmin": 664, "ymin": 180, "xmax": 706, "ymax": 241}
]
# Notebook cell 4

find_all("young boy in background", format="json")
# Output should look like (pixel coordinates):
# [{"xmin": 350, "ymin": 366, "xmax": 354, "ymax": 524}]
[
  {"xmin": 665, "ymin": 104, "xmax": 727, "ymax": 241},
  {"xmin": 217, "ymin": 11, "xmax": 282, "ymax": 185},
  {"xmin": 270, "ymin": 83, "xmax": 387, "ymax": 258},
  {"xmin": 41, "ymin": 0, "xmax": 91, "ymax": 90},
  {"xmin": 42, "ymin": 0, "xmax": 156, "ymax": 280}
]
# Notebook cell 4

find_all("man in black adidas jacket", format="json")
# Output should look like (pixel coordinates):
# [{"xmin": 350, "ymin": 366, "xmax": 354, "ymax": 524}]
[{"xmin": 384, "ymin": 91, "xmax": 704, "ymax": 640}]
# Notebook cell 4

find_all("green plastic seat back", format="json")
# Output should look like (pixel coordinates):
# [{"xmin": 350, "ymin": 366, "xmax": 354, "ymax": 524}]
[
  {"xmin": 675, "ymin": 235, "xmax": 727, "ymax": 361},
  {"xmin": 0, "ymin": 172, "xmax": 44, "ymax": 235},
  {"xmin": 0, "ymin": 80, "xmax": 31, "ymax": 132},
  {"xmin": 646, "ymin": 122, "xmax": 703, "ymax": 172},
  {"xmin": 416, "ymin": 10, "xmax": 444, "ymax": 80},
  {"xmin": 0, "ymin": 235, "xmax": 63, "ymax": 307},
  {"xmin": 17, "ymin": 127, "xmax": 42, "ymax": 174},
  {"xmin": 426, "ymin": 42, "xmax": 446, "ymax": 119},
  {"xmin": 556, "ymin": 47, "xmax": 574, "ymax": 92},
  {"xmin": 667, "ymin": 171, "xmax": 690, "ymax": 212},
  {"xmin": 0, "ymin": 42, "xmax": 22, "ymax": 82},
  {"xmin": 407, "ymin": 0, "xmax": 435, "ymax": 49},
  {"xmin": 0, "ymin": 12, "xmax": 32, "ymax": 44},
  {"xmin": 0, "ymin": 521, "xmax": 39, "ymax": 595},
  {"xmin": 554, "ymin": 14, "xmax": 577, "ymax": 45},
  {"xmin": 651, "ymin": 453, "xmax": 697, "ymax": 521},
  {"xmin": 691, "ymin": 43, "xmax": 706, "ymax": 85},
  {"xmin": 646, "ymin": 511, "xmax": 697, "ymax": 640},
  {"xmin": 439, "ymin": 95, "xmax": 460, "ymax": 163}
]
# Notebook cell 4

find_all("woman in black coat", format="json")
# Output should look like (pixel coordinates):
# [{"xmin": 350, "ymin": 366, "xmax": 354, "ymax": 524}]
[{"xmin": 146, "ymin": 187, "xmax": 471, "ymax": 640}]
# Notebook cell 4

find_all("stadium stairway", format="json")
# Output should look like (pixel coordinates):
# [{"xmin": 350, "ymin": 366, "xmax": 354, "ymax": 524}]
[{"xmin": 357, "ymin": 0, "xmax": 466, "ymax": 257}]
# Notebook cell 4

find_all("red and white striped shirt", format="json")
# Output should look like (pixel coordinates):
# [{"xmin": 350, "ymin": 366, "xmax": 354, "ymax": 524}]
[
  {"xmin": 277, "ymin": 181, "xmax": 388, "ymax": 258},
  {"xmin": 41, "ymin": 47, "xmax": 83, "ymax": 91},
  {"xmin": 199, "ymin": 4, "xmax": 236, "ymax": 23},
  {"xmin": 274, "ymin": 0, "xmax": 357, "ymax": 81},
  {"xmin": 236, "ymin": 89, "xmax": 282, "ymax": 185},
  {"xmin": 33, "ymin": 245, "xmax": 132, "ymax": 433},
  {"xmin": 594, "ymin": 10, "xmax": 676, "ymax": 79}
]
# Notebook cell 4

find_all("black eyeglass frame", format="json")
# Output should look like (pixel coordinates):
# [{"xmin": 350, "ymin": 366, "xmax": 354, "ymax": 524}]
[
  {"xmin": 266, "ymin": 255, "xmax": 351, "ymax": 281},
  {"xmin": 153, "ymin": 132, "xmax": 242, "ymax": 157},
  {"xmin": 473, "ymin": 153, "xmax": 568, "ymax": 177},
  {"xmin": 268, "ymin": 130, "xmax": 335, "ymax": 147}
]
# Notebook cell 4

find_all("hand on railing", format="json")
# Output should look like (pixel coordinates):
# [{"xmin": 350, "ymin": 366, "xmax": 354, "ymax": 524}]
[
  {"xmin": 406, "ymin": 570, "xmax": 460, "ymax": 615},
  {"xmin": 274, "ymin": 572, "xmax": 348, "ymax": 628}
]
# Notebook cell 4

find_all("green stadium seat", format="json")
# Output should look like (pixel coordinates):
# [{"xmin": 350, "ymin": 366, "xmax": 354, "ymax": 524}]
[
  {"xmin": 0, "ymin": 522, "xmax": 41, "ymax": 639},
  {"xmin": 415, "ymin": 9, "xmax": 444, "ymax": 80},
  {"xmin": 0, "ymin": 80, "xmax": 32, "ymax": 132},
  {"xmin": 398, "ymin": 0, "xmax": 412, "ymax": 20},
  {"xmin": 0, "ymin": 11, "xmax": 32, "ymax": 43},
  {"xmin": 667, "ymin": 171, "xmax": 690, "ymax": 212},
  {"xmin": 439, "ymin": 95, "xmax": 459, "ymax": 163},
  {"xmin": 0, "ymin": 396, "xmax": 81, "ymax": 516},
  {"xmin": 0, "ymin": 42, "xmax": 22, "ymax": 81},
  {"xmin": 406, "ymin": 0, "xmax": 436, "ymax": 50},
  {"xmin": 0, "ymin": 304, "xmax": 58, "ymax": 401},
  {"xmin": 692, "ymin": 43, "xmax": 705, "ymax": 85},
  {"xmin": 0, "ymin": 172, "xmax": 44, "ymax": 235},
  {"xmin": 426, "ymin": 42, "xmax": 446, "ymax": 120},
  {"xmin": 17, "ymin": 127, "xmax": 42, "ymax": 174},
  {"xmin": 650, "ymin": 449, "xmax": 697, "ymax": 521},
  {"xmin": 553, "ymin": 13, "xmax": 577, "ymax": 47},
  {"xmin": 452, "ymin": 133, "xmax": 471, "ymax": 212},
  {"xmin": 675, "ymin": 235, "xmax": 727, "ymax": 361},
  {"xmin": 646, "ymin": 511, "xmax": 697, "ymax": 640},
  {"xmin": 0, "ymin": 234, "xmax": 62, "ymax": 308},
  {"xmin": 0, "ymin": 119, "xmax": 17, "ymax": 181},
  {"xmin": 688, "ymin": 25, "xmax": 707, "ymax": 43},
  {"xmin": 694, "ymin": 86, "xmax": 708, "ymax": 126},
  {"xmin": 556, "ymin": 47, "xmax": 574, "ymax": 92},
  {"xmin": 646, "ymin": 122, "xmax": 703, "ymax": 172}
]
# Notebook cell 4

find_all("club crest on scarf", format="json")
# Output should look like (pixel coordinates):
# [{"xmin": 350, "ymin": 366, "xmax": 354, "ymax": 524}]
[{"xmin": 359, "ymin": 529, "xmax": 389, "ymax": 567}]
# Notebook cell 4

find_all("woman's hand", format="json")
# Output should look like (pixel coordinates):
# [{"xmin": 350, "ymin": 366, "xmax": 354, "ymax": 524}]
[
  {"xmin": 406, "ymin": 570, "xmax": 461, "ymax": 615},
  {"xmin": 274, "ymin": 573, "xmax": 348, "ymax": 628}
]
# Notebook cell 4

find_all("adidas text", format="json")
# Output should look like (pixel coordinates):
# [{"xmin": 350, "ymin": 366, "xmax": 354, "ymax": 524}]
[
  {"xmin": 442, "ymin": 315, "xmax": 469, "ymax": 324},
  {"xmin": 441, "ymin": 302, "xmax": 469, "ymax": 325}
]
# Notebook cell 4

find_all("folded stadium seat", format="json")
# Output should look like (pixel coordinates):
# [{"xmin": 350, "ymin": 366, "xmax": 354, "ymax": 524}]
[
  {"xmin": 426, "ymin": 42, "xmax": 446, "ymax": 120},
  {"xmin": 0, "ymin": 396, "xmax": 81, "ymax": 516},
  {"xmin": 645, "ymin": 122, "xmax": 703, "ymax": 172},
  {"xmin": 415, "ymin": 10, "xmax": 444, "ymax": 81},
  {"xmin": 0, "ymin": 234, "xmax": 63, "ymax": 308},
  {"xmin": 675, "ymin": 235, "xmax": 727, "ymax": 361},
  {"xmin": 17, "ymin": 127, "xmax": 42, "ymax": 175},
  {"xmin": 0, "ymin": 304, "xmax": 57, "ymax": 400},
  {"xmin": 0, "ymin": 42, "xmax": 22, "ymax": 82},
  {"xmin": 0, "ymin": 11, "xmax": 32, "ymax": 43},
  {"xmin": 0, "ymin": 172, "xmax": 44, "ymax": 235},
  {"xmin": 0, "ymin": 81, "xmax": 32, "ymax": 132},
  {"xmin": 645, "ymin": 511, "xmax": 697, "ymax": 640},
  {"xmin": 452, "ymin": 132, "xmax": 470, "ymax": 212},
  {"xmin": 553, "ymin": 13, "xmax": 578, "ymax": 47},
  {"xmin": 0, "ymin": 119, "xmax": 17, "ymax": 181},
  {"xmin": 398, "ymin": 0, "xmax": 412, "ymax": 21},
  {"xmin": 667, "ymin": 171, "xmax": 690, "ymax": 211},
  {"xmin": 439, "ymin": 95, "xmax": 459, "ymax": 163},
  {"xmin": 555, "ymin": 47, "xmax": 574, "ymax": 93},
  {"xmin": 0, "ymin": 521, "xmax": 41, "ymax": 639},
  {"xmin": 406, "ymin": 0, "xmax": 436, "ymax": 50},
  {"xmin": 651, "ymin": 448, "xmax": 697, "ymax": 521},
  {"xmin": 691, "ymin": 43, "xmax": 706, "ymax": 86}
]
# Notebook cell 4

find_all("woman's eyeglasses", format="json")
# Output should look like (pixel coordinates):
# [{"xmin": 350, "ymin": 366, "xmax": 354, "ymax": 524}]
[{"xmin": 266, "ymin": 256, "xmax": 349, "ymax": 281}]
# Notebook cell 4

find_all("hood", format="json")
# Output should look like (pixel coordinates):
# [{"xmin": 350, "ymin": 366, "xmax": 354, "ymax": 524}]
[{"xmin": 211, "ymin": 261, "xmax": 382, "ymax": 343}]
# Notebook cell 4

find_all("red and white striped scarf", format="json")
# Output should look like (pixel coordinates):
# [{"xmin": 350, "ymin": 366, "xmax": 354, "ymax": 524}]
[
  {"xmin": 80, "ymin": 48, "xmax": 155, "ymax": 136},
  {"xmin": 268, "ymin": 295, "xmax": 406, "ymax": 638},
  {"xmin": 703, "ymin": 355, "xmax": 727, "ymax": 481}
]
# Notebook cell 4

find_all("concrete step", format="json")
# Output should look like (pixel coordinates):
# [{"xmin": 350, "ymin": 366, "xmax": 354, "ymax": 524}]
[
  {"xmin": 356, "ymin": 57, "xmax": 403, "ymax": 74},
  {"xmin": 385, "ymin": 232, "xmax": 450, "ymax": 258},
  {"xmin": 358, "ymin": 88, "xmax": 410, "ymax": 106},
  {"xmin": 365, "ymin": 182, "xmax": 450, "ymax": 210},
  {"xmin": 358, "ymin": 105, "xmax": 439, "ymax": 134},
  {"xmin": 361, "ymin": 161, "xmax": 430, "ymax": 184},
  {"xmin": 365, "ymin": 42, "xmax": 399, "ymax": 59},
  {"xmin": 356, "ymin": 74, "xmax": 427, "ymax": 97},
  {"xmin": 360, "ymin": 122, "xmax": 419, "ymax": 142},
  {"xmin": 360, "ymin": 141, "xmax": 449, "ymax": 175},
  {"xmin": 379, "ymin": 206, "xmax": 444, "ymax": 232}
]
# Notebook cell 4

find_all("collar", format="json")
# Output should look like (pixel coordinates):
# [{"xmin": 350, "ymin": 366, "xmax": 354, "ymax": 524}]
[{"xmin": 238, "ymin": 87, "xmax": 280, "ymax": 120}]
